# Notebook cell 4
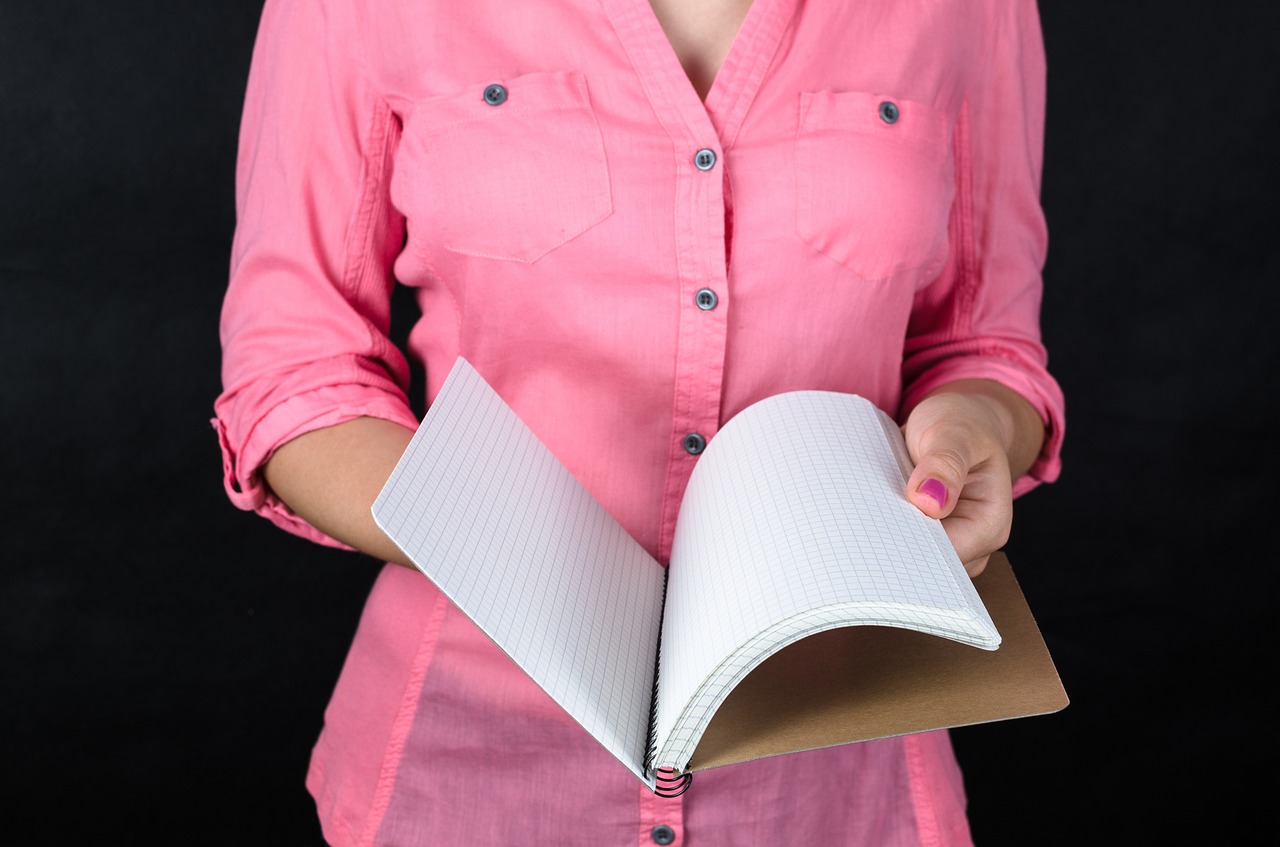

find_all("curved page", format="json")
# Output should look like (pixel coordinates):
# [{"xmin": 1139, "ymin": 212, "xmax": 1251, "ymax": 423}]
[
  {"xmin": 655, "ymin": 391, "xmax": 997, "ymax": 771},
  {"xmin": 372, "ymin": 358, "xmax": 666, "ymax": 785}
]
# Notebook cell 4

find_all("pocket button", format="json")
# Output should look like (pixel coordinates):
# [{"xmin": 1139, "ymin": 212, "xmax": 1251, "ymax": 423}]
[{"xmin": 878, "ymin": 100, "xmax": 900, "ymax": 124}]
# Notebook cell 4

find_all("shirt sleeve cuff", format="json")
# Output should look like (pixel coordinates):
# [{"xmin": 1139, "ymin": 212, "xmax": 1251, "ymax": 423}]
[
  {"xmin": 900, "ymin": 356, "xmax": 1065, "ymax": 498},
  {"xmin": 213, "ymin": 385, "xmax": 421, "ymax": 548}
]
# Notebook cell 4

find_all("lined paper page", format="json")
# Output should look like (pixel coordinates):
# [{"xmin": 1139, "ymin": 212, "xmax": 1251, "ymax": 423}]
[
  {"xmin": 371, "ymin": 358, "xmax": 666, "ymax": 784},
  {"xmin": 655, "ymin": 391, "xmax": 998, "ymax": 770}
]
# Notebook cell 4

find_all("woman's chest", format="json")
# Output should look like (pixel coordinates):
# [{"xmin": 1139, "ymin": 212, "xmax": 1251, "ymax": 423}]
[{"xmin": 375, "ymin": 1, "xmax": 985, "ymax": 277}]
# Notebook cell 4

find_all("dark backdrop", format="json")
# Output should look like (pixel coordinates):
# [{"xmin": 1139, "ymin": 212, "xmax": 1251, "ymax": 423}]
[{"xmin": 3, "ymin": 1, "xmax": 1275, "ymax": 844}]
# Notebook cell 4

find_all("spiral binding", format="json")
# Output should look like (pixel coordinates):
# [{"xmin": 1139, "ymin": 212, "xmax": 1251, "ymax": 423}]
[
  {"xmin": 642, "ymin": 567, "xmax": 669, "ymax": 777},
  {"xmin": 654, "ymin": 767, "xmax": 693, "ymax": 797},
  {"xmin": 642, "ymin": 568, "xmax": 693, "ymax": 796}
]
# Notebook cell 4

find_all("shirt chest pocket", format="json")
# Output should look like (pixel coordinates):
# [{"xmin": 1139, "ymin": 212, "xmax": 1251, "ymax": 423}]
[
  {"xmin": 395, "ymin": 71, "xmax": 613, "ymax": 264},
  {"xmin": 795, "ymin": 91, "xmax": 955, "ymax": 283}
]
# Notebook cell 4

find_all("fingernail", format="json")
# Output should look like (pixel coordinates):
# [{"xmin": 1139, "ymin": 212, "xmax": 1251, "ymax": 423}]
[{"xmin": 919, "ymin": 478, "xmax": 947, "ymax": 508}]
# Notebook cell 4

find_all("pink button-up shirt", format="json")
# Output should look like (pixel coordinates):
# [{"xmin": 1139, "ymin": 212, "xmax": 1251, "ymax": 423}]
[{"xmin": 214, "ymin": 0, "xmax": 1064, "ymax": 844}]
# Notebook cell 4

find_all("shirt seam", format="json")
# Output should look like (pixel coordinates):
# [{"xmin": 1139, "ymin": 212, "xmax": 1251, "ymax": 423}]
[
  {"xmin": 358, "ymin": 589, "xmax": 451, "ymax": 847},
  {"xmin": 327, "ymin": 0, "xmax": 403, "ymax": 363},
  {"xmin": 953, "ymin": 97, "xmax": 978, "ymax": 341},
  {"xmin": 345, "ymin": 96, "xmax": 396, "ymax": 303},
  {"xmin": 905, "ymin": 732, "xmax": 944, "ymax": 847}
]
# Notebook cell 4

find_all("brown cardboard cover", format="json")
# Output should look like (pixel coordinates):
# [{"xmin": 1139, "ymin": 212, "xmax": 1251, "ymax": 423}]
[{"xmin": 688, "ymin": 552, "xmax": 1068, "ymax": 772}]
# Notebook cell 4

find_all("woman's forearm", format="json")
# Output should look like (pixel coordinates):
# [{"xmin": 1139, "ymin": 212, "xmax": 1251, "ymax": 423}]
[{"xmin": 262, "ymin": 416, "xmax": 417, "ymax": 567}]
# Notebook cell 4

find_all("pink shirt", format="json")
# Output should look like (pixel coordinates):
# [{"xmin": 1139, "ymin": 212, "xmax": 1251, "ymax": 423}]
[{"xmin": 214, "ymin": 0, "xmax": 1064, "ymax": 844}]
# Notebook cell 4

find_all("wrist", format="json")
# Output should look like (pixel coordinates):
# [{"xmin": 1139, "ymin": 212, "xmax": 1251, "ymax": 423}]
[{"xmin": 921, "ymin": 379, "xmax": 1045, "ymax": 478}]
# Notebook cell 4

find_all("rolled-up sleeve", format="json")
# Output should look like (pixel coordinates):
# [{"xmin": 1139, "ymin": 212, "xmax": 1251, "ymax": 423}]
[
  {"xmin": 212, "ymin": 0, "xmax": 417, "ymax": 546},
  {"xmin": 901, "ymin": 0, "xmax": 1065, "ymax": 496}
]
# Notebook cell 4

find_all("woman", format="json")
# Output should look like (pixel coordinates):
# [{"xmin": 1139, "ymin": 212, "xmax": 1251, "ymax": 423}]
[{"xmin": 215, "ymin": 0, "xmax": 1063, "ymax": 843}]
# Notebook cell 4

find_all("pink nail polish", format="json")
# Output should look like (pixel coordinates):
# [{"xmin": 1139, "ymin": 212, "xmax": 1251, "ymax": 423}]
[{"xmin": 919, "ymin": 478, "xmax": 947, "ymax": 508}]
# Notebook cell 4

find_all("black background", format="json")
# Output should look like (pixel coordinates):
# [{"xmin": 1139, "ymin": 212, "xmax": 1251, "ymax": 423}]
[{"xmin": 2, "ymin": 1, "xmax": 1276, "ymax": 844}]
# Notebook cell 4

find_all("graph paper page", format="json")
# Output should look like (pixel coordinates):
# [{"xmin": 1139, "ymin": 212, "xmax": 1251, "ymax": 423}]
[
  {"xmin": 371, "ymin": 358, "xmax": 666, "ymax": 784},
  {"xmin": 654, "ymin": 391, "xmax": 998, "ymax": 769}
]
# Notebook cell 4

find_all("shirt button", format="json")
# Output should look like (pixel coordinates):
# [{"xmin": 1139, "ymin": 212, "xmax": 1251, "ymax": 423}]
[
  {"xmin": 683, "ymin": 433, "xmax": 706, "ymax": 455},
  {"xmin": 483, "ymin": 83, "xmax": 508, "ymax": 106},
  {"xmin": 693, "ymin": 148, "xmax": 717, "ymax": 171},
  {"xmin": 651, "ymin": 824, "xmax": 676, "ymax": 845},
  {"xmin": 878, "ymin": 100, "xmax": 899, "ymax": 124},
  {"xmin": 694, "ymin": 288, "xmax": 718, "ymax": 310}
]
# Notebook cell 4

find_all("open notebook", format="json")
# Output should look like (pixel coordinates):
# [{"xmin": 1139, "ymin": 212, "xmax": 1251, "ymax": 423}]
[{"xmin": 372, "ymin": 357, "xmax": 1067, "ymax": 795}]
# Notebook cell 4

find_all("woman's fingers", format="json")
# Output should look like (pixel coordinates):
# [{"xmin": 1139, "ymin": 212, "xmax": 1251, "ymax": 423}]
[
  {"xmin": 906, "ymin": 445, "xmax": 970, "ymax": 520},
  {"xmin": 903, "ymin": 392, "xmax": 1014, "ymax": 577}
]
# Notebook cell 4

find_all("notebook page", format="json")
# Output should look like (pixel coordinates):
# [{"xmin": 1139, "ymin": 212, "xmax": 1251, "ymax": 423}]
[
  {"xmin": 372, "ymin": 358, "xmax": 666, "ymax": 784},
  {"xmin": 654, "ymin": 390, "xmax": 998, "ymax": 770}
]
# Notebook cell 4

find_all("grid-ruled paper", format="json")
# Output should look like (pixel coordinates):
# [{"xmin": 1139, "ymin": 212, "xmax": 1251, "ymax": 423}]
[
  {"xmin": 654, "ymin": 391, "xmax": 1000, "ymax": 771},
  {"xmin": 371, "ymin": 358, "xmax": 666, "ymax": 785}
]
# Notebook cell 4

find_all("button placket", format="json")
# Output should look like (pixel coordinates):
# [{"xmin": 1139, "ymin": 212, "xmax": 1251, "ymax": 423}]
[
  {"xmin": 636, "ymin": 89, "xmax": 731, "ymax": 565},
  {"xmin": 638, "ymin": 780, "xmax": 683, "ymax": 847}
]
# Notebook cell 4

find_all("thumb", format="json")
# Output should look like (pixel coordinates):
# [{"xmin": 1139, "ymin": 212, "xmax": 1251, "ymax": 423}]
[{"xmin": 905, "ymin": 447, "xmax": 971, "ymax": 520}]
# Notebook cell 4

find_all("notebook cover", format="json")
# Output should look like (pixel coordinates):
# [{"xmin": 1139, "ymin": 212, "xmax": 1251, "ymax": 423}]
[{"xmin": 688, "ymin": 552, "xmax": 1068, "ymax": 771}]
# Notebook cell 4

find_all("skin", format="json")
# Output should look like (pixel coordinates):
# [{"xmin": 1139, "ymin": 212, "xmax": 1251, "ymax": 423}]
[
  {"xmin": 647, "ymin": 0, "xmax": 755, "ymax": 100},
  {"xmin": 262, "ymin": 380, "xmax": 1044, "ymax": 579}
]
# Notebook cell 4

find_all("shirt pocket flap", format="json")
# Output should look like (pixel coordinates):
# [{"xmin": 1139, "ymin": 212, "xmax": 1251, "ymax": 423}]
[
  {"xmin": 796, "ymin": 90, "xmax": 954, "ymax": 283},
  {"xmin": 395, "ymin": 71, "xmax": 613, "ymax": 264}
]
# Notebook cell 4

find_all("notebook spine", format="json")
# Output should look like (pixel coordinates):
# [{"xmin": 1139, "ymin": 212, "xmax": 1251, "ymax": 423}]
[{"xmin": 642, "ymin": 567, "xmax": 693, "ymax": 798}]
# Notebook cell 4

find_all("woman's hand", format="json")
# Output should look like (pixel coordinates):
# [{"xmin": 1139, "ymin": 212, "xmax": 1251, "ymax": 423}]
[{"xmin": 902, "ymin": 380, "xmax": 1045, "ymax": 577}]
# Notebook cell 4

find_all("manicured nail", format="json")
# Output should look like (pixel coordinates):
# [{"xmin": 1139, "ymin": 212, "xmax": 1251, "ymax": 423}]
[{"xmin": 919, "ymin": 478, "xmax": 947, "ymax": 508}]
